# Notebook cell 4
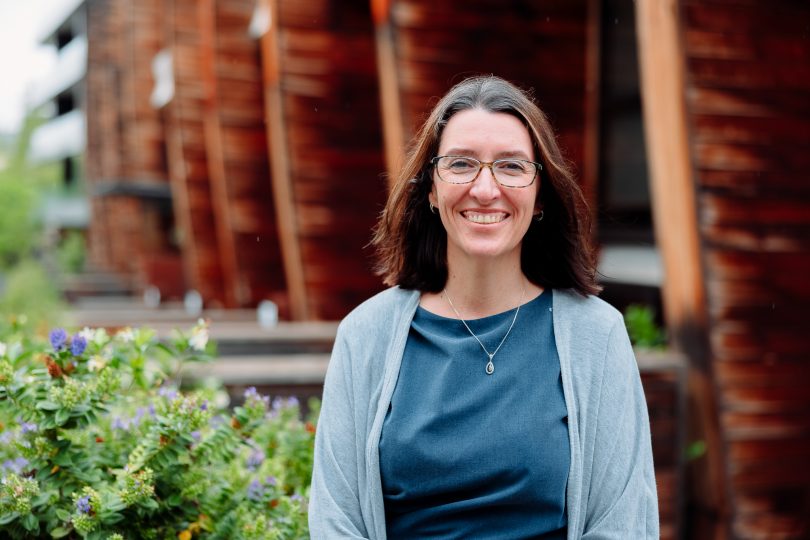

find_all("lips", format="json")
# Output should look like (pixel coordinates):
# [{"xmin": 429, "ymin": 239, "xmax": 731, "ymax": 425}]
[{"xmin": 461, "ymin": 211, "xmax": 508, "ymax": 224}]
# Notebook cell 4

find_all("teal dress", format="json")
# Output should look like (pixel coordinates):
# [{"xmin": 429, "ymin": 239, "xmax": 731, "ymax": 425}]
[{"xmin": 379, "ymin": 289, "xmax": 569, "ymax": 539}]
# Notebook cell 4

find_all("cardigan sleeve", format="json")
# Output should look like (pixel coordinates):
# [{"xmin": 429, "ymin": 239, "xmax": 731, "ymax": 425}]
[
  {"xmin": 581, "ymin": 317, "xmax": 660, "ymax": 539},
  {"xmin": 308, "ymin": 327, "xmax": 371, "ymax": 539}
]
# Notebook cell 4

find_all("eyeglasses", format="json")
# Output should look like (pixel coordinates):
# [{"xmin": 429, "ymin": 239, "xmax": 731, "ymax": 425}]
[{"xmin": 431, "ymin": 155, "xmax": 541, "ymax": 188}]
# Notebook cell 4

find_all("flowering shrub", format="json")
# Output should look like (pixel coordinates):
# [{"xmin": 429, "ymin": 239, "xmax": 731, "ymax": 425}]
[{"xmin": 0, "ymin": 318, "xmax": 317, "ymax": 539}]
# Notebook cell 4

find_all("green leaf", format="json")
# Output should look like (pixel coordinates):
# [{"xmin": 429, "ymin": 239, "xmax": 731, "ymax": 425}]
[
  {"xmin": 0, "ymin": 511, "xmax": 18, "ymax": 525},
  {"xmin": 55, "ymin": 508, "xmax": 71, "ymax": 521},
  {"xmin": 22, "ymin": 512, "xmax": 38, "ymax": 531},
  {"xmin": 36, "ymin": 400, "xmax": 60, "ymax": 411},
  {"xmin": 54, "ymin": 408, "xmax": 70, "ymax": 425},
  {"xmin": 50, "ymin": 526, "xmax": 72, "ymax": 538},
  {"xmin": 166, "ymin": 493, "xmax": 182, "ymax": 506},
  {"xmin": 154, "ymin": 343, "xmax": 174, "ymax": 356},
  {"xmin": 100, "ymin": 512, "xmax": 124, "ymax": 525}
]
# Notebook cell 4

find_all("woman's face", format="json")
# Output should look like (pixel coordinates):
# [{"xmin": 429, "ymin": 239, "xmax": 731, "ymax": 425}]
[{"xmin": 429, "ymin": 108, "xmax": 539, "ymax": 268}]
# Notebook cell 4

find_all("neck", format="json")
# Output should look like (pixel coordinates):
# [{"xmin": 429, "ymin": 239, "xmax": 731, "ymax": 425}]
[{"xmin": 420, "ymin": 248, "xmax": 543, "ymax": 318}]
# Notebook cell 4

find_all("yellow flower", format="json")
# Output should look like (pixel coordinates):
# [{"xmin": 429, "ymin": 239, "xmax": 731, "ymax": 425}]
[{"xmin": 178, "ymin": 530, "xmax": 192, "ymax": 540}]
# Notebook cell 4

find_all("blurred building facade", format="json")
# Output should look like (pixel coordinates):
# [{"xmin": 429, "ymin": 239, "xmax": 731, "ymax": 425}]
[{"xmin": 27, "ymin": 0, "xmax": 810, "ymax": 538}]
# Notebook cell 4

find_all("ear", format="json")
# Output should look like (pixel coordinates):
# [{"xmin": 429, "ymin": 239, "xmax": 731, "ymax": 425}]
[
  {"xmin": 533, "ymin": 205, "xmax": 542, "ymax": 216},
  {"xmin": 428, "ymin": 188, "xmax": 438, "ymax": 207}
]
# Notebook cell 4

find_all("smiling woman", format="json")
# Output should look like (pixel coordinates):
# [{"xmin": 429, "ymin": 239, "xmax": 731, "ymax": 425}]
[{"xmin": 309, "ymin": 76, "xmax": 659, "ymax": 539}]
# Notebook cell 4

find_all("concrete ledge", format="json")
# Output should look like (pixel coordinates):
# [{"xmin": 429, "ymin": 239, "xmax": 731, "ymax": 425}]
[{"xmin": 181, "ymin": 354, "xmax": 330, "ymax": 385}]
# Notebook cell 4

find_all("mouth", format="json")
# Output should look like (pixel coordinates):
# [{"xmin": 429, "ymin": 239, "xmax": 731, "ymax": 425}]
[{"xmin": 461, "ymin": 211, "xmax": 508, "ymax": 224}]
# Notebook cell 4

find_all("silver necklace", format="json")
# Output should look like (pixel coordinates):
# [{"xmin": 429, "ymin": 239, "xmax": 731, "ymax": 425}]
[{"xmin": 443, "ymin": 285, "xmax": 525, "ymax": 375}]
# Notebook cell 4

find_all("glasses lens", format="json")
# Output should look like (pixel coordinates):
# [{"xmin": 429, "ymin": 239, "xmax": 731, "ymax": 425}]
[
  {"xmin": 493, "ymin": 160, "xmax": 536, "ymax": 187},
  {"xmin": 436, "ymin": 156, "xmax": 479, "ymax": 184}
]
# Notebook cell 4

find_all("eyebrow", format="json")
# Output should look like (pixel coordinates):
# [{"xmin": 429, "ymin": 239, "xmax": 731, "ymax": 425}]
[{"xmin": 442, "ymin": 148, "xmax": 532, "ymax": 160}]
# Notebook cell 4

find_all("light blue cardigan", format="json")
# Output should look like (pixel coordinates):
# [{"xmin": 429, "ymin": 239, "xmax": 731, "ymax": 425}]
[{"xmin": 309, "ymin": 287, "xmax": 659, "ymax": 539}]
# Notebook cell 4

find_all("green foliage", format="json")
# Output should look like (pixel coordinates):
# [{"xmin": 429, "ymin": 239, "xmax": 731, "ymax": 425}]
[
  {"xmin": 623, "ymin": 304, "xmax": 666, "ymax": 349},
  {"xmin": 0, "ymin": 112, "xmax": 61, "ymax": 271},
  {"xmin": 0, "ymin": 178, "xmax": 37, "ymax": 269},
  {"xmin": 57, "ymin": 231, "xmax": 86, "ymax": 275},
  {"xmin": 0, "ymin": 259, "xmax": 65, "ymax": 328},
  {"xmin": 0, "ymin": 320, "xmax": 316, "ymax": 539}
]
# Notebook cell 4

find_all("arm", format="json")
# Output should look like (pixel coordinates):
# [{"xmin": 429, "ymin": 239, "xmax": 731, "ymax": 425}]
[
  {"xmin": 582, "ymin": 317, "xmax": 660, "ymax": 539},
  {"xmin": 308, "ymin": 329, "xmax": 370, "ymax": 539}
]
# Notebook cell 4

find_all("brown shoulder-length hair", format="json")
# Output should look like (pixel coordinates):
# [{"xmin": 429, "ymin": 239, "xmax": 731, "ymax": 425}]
[{"xmin": 372, "ymin": 75, "xmax": 601, "ymax": 297}]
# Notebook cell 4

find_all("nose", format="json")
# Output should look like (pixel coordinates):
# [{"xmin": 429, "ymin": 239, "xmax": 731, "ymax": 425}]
[{"xmin": 469, "ymin": 164, "xmax": 500, "ymax": 201}]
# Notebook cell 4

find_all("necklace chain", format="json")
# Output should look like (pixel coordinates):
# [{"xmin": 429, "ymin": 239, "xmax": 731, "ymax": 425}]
[{"xmin": 443, "ymin": 285, "xmax": 525, "ymax": 375}]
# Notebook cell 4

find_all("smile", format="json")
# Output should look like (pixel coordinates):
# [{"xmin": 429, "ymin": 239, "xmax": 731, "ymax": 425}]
[{"xmin": 462, "ymin": 211, "xmax": 507, "ymax": 224}]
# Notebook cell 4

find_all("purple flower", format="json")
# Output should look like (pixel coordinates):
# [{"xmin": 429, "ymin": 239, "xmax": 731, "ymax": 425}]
[
  {"xmin": 190, "ymin": 430, "xmax": 201, "ymax": 441},
  {"xmin": 111, "ymin": 417, "xmax": 130, "ymax": 431},
  {"xmin": 244, "ymin": 387, "xmax": 259, "ymax": 400},
  {"xmin": 1, "ymin": 457, "xmax": 28, "ymax": 474},
  {"xmin": 20, "ymin": 421, "xmax": 38, "ymax": 434},
  {"xmin": 247, "ymin": 479, "xmax": 264, "ymax": 501},
  {"xmin": 148, "ymin": 404, "xmax": 156, "ymax": 416},
  {"xmin": 291, "ymin": 493, "xmax": 303, "ymax": 502},
  {"xmin": 265, "ymin": 475, "xmax": 277, "ymax": 486},
  {"xmin": 158, "ymin": 387, "xmax": 177, "ymax": 400},
  {"xmin": 50, "ymin": 328, "xmax": 68, "ymax": 351},
  {"xmin": 75, "ymin": 495, "xmax": 92, "ymax": 514},
  {"xmin": 133, "ymin": 407, "xmax": 147, "ymax": 424},
  {"xmin": 200, "ymin": 400, "xmax": 208, "ymax": 411},
  {"xmin": 246, "ymin": 448, "xmax": 265, "ymax": 470},
  {"xmin": 70, "ymin": 334, "xmax": 87, "ymax": 356}
]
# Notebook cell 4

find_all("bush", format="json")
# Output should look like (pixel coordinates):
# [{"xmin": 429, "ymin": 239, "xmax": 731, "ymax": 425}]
[
  {"xmin": 0, "ymin": 320, "xmax": 316, "ymax": 539},
  {"xmin": 57, "ymin": 231, "xmax": 86, "ymax": 275},
  {"xmin": 623, "ymin": 304, "xmax": 666, "ymax": 350},
  {"xmin": 0, "ymin": 259, "xmax": 66, "ymax": 329}
]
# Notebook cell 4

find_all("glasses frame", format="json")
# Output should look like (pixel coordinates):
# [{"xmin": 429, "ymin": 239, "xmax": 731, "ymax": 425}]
[{"xmin": 430, "ymin": 155, "xmax": 542, "ymax": 189}]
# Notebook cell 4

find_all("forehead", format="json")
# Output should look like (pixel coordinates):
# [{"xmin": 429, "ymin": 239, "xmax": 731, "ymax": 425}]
[{"xmin": 438, "ymin": 108, "xmax": 533, "ymax": 156}]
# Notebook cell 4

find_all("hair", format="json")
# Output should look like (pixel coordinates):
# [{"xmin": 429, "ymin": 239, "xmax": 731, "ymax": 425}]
[{"xmin": 372, "ymin": 75, "xmax": 601, "ymax": 297}]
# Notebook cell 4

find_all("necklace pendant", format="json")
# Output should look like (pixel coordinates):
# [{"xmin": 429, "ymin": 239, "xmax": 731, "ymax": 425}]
[{"xmin": 485, "ymin": 360, "xmax": 495, "ymax": 375}]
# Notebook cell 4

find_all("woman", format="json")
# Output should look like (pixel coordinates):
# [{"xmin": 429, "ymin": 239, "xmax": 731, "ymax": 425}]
[{"xmin": 309, "ymin": 76, "xmax": 658, "ymax": 539}]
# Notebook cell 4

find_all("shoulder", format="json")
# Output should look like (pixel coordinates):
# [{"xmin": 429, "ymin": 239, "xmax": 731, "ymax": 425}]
[
  {"xmin": 552, "ymin": 288, "xmax": 624, "ymax": 340},
  {"xmin": 333, "ymin": 287, "xmax": 420, "ymax": 362},
  {"xmin": 338, "ymin": 286, "xmax": 420, "ymax": 334}
]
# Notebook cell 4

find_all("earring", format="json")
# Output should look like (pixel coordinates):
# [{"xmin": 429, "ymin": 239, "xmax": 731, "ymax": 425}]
[
  {"xmin": 534, "ymin": 210, "xmax": 544, "ymax": 222},
  {"xmin": 429, "ymin": 202, "xmax": 437, "ymax": 214}
]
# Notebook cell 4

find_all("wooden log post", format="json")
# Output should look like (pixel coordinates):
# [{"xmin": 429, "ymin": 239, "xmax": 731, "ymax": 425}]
[
  {"xmin": 371, "ymin": 0, "xmax": 405, "ymax": 188},
  {"xmin": 257, "ymin": 0, "xmax": 309, "ymax": 320},
  {"xmin": 635, "ymin": 0, "xmax": 729, "ymax": 537},
  {"xmin": 198, "ymin": 0, "xmax": 241, "ymax": 307}
]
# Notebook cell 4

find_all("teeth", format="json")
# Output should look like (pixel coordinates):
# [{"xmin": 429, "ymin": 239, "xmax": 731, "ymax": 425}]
[{"xmin": 463, "ymin": 212, "xmax": 506, "ymax": 224}]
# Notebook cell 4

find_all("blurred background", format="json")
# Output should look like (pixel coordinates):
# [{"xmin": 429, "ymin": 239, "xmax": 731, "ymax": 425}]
[{"xmin": 0, "ymin": 0, "xmax": 808, "ymax": 538}]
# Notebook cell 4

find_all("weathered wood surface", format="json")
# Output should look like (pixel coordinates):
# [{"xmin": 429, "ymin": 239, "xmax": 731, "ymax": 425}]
[
  {"xmin": 682, "ymin": 0, "xmax": 810, "ymax": 538},
  {"xmin": 85, "ymin": 0, "xmax": 182, "ymax": 296},
  {"xmin": 163, "ymin": 0, "xmax": 228, "ymax": 306},
  {"xmin": 375, "ymin": 0, "xmax": 590, "ymax": 187},
  {"xmin": 259, "ymin": 0, "xmax": 388, "ymax": 320},
  {"xmin": 162, "ymin": 0, "xmax": 287, "ymax": 310},
  {"xmin": 202, "ymin": 0, "xmax": 288, "ymax": 308}
]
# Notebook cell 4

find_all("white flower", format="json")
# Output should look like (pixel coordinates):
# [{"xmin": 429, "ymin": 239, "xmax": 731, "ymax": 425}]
[
  {"xmin": 189, "ymin": 320, "xmax": 209, "ymax": 352},
  {"xmin": 88, "ymin": 355, "xmax": 107, "ymax": 372},
  {"xmin": 0, "ymin": 341, "xmax": 6, "ymax": 358},
  {"xmin": 117, "ymin": 327, "xmax": 135, "ymax": 343},
  {"xmin": 78, "ymin": 327, "xmax": 95, "ymax": 342}
]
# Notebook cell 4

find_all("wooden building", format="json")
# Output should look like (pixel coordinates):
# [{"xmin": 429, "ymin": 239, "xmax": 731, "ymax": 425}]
[{"xmin": 638, "ymin": 0, "xmax": 810, "ymax": 538}]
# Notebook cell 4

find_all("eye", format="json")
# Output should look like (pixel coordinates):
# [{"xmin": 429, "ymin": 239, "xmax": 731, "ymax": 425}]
[
  {"xmin": 495, "ymin": 160, "xmax": 529, "ymax": 175},
  {"xmin": 446, "ymin": 157, "xmax": 477, "ymax": 170}
]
